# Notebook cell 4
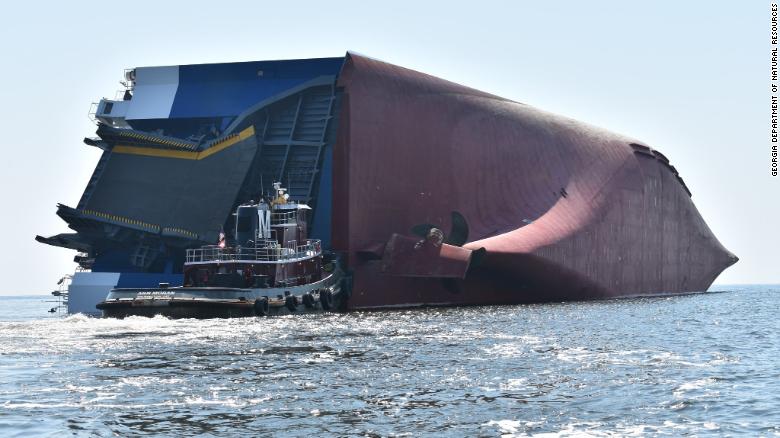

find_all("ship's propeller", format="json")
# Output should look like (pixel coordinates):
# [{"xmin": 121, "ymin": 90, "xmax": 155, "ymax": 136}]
[
  {"xmin": 410, "ymin": 211, "xmax": 469, "ymax": 247},
  {"xmin": 411, "ymin": 212, "xmax": 485, "ymax": 294}
]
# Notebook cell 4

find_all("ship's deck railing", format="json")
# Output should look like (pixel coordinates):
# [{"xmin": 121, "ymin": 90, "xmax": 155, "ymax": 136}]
[
  {"xmin": 270, "ymin": 210, "xmax": 297, "ymax": 225},
  {"xmin": 87, "ymin": 102, "xmax": 99, "ymax": 125},
  {"xmin": 185, "ymin": 239, "xmax": 321, "ymax": 264}
]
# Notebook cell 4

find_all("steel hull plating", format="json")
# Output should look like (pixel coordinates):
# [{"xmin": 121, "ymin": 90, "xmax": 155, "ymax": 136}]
[{"xmin": 333, "ymin": 54, "xmax": 736, "ymax": 309}]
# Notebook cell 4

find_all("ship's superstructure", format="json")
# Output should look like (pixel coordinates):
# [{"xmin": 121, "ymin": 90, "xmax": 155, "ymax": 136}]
[
  {"xmin": 38, "ymin": 57, "xmax": 344, "ymax": 312},
  {"xmin": 38, "ymin": 53, "xmax": 737, "ymax": 314}
]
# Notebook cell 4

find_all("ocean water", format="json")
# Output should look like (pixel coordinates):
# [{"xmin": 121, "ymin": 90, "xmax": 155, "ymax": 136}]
[{"xmin": 0, "ymin": 286, "xmax": 778, "ymax": 437}]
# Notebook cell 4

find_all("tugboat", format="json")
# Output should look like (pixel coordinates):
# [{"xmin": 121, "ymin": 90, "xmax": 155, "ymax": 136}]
[{"xmin": 96, "ymin": 183, "xmax": 348, "ymax": 318}]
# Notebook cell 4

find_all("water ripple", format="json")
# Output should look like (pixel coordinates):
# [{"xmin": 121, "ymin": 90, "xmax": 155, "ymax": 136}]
[{"xmin": 0, "ymin": 286, "xmax": 778, "ymax": 436}]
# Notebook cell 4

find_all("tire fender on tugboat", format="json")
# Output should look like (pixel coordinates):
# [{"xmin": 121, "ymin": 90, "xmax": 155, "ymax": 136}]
[
  {"xmin": 302, "ymin": 293, "xmax": 315, "ymax": 309},
  {"xmin": 285, "ymin": 295, "xmax": 298, "ymax": 312},
  {"xmin": 320, "ymin": 290, "xmax": 333, "ymax": 311},
  {"xmin": 254, "ymin": 297, "xmax": 269, "ymax": 316}
]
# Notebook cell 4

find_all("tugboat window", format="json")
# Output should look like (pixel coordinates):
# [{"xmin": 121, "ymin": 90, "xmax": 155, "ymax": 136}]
[{"xmin": 236, "ymin": 216, "xmax": 251, "ymax": 232}]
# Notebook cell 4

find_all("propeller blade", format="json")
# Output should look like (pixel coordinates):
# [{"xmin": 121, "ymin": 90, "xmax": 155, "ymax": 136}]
[
  {"xmin": 410, "ymin": 223, "xmax": 438, "ymax": 238},
  {"xmin": 445, "ymin": 211, "xmax": 469, "ymax": 247}
]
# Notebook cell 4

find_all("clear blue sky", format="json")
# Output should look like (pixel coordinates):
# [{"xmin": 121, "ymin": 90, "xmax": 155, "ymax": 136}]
[{"xmin": 0, "ymin": 1, "xmax": 771, "ymax": 294}]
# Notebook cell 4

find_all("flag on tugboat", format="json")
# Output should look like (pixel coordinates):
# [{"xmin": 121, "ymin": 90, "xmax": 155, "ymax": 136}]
[{"xmin": 218, "ymin": 228, "xmax": 226, "ymax": 248}]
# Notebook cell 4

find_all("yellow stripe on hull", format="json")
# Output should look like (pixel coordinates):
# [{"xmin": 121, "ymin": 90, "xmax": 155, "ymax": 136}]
[{"xmin": 112, "ymin": 126, "xmax": 255, "ymax": 160}]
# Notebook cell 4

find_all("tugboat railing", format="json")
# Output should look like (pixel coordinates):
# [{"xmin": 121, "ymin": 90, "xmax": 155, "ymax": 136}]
[
  {"xmin": 270, "ymin": 210, "xmax": 297, "ymax": 225},
  {"xmin": 185, "ymin": 239, "xmax": 321, "ymax": 264}
]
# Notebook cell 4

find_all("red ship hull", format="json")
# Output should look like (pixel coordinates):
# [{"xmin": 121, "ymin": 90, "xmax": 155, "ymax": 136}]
[{"xmin": 332, "ymin": 54, "xmax": 736, "ymax": 309}]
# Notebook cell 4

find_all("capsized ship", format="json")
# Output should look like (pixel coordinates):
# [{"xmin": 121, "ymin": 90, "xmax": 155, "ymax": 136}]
[{"xmin": 37, "ymin": 52, "xmax": 737, "ymax": 314}]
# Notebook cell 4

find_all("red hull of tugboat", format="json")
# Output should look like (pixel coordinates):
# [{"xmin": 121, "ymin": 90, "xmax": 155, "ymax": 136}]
[{"xmin": 332, "ymin": 53, "xmax": 737, "ymax": 309}]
